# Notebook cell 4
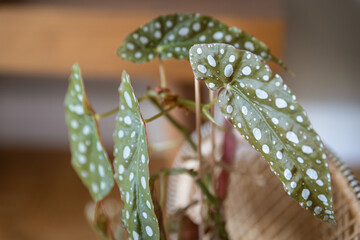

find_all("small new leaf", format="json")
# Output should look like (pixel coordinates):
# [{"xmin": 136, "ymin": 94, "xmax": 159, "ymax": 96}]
[
  {"xmin": 113, "ymin": 71, "xmax": 160, "ymax": 239},
  {"xmin": 64, "ymin": 63, "xmax": 114, "ymax": 201},
  {"xmin": 189, "ymin": 44, "xmax": 334, "ymax": 223},
  {"xmin": 117, "ymin": 13, "xmax": 284, "ymax": 68}
]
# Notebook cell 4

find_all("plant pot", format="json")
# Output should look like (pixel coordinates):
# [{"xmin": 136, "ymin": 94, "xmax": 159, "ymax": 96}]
[{"xmin": 167, "ymin": 124, "xmax": 360, "ymax": 240}]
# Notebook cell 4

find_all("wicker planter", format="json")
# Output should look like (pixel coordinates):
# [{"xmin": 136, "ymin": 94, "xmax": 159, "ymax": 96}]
[{"xmin": 167, "ymin": 125, "xmax": 360, "ymax": 240}]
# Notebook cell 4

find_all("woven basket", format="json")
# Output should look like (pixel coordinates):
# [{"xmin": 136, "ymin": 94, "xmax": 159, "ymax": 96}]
[{"xmin": 167, "ymin": 124, "xmax": 360, "ymax": 240}]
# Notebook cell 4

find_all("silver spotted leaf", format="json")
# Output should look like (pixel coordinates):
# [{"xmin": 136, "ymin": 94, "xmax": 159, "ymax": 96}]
[
  {"xmin": 189, "ymin": 43, "xmax": 335, "ymax": 223},
  {"xmin": 113, "ymin": 71, "xmax": 160, "ymax": 240},
  {"xmin": 117, "ymin": 13, "xmax": 284, "ymax": 68},
  {"xmin": 64, "ymin": 63, "xmax": 114, "ymax": 201}
]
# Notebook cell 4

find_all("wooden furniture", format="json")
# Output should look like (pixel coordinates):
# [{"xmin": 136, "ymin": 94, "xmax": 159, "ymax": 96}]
[{"xmin": 0, "ymin": 5, "xmax": 285, "ymax": 82}]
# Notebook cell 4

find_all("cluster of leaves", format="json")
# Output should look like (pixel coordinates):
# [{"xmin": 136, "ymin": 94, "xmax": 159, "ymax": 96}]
[{"xmin": 65, "ymin": 13, "xmax": 335, "ymax": 240}]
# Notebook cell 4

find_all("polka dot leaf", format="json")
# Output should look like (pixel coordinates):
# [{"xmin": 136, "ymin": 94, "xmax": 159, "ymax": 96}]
[
  {"xmin": 117, "ymin": 13, "xmax": 285, "ymax": 69},
  {"xmin": 189, "ymin": 43, "xmax": 335, "ymax": 223},
  {"xmin": 113, "ymin": 71, "xmax": 160, "ymax": 239},
  {"xmin": 64, "ymin": 63, "xmax": 115, "ymax": 202}
]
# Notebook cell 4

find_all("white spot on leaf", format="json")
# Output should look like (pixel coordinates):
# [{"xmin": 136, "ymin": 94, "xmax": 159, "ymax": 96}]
[
  {"xmin": 192, "ymin": 22, "xmax": 200, "ymax": 31},
  {"xmin": 213, "ymin": 32, "xmax": 223, "ymax": 40},
  {"xmin": 272, "ymin": 118, "xmax": 279, "ymax": 125},
  {"xmin": 118, "ymin": 130, "xmax": 124, "ymax": 138},
  {"xmin": 124, "ymin": 91, "xmax": 133, "ymax": 108},
  {"xmin": 98, "ymin": 165, "xmax": 105, "ymax": 177},
  {"xmin": 284, "ymin": 169, "xmax": 292, "ymax": 180},
  {"xmin": 141, "ymin": 154, "xmax": 146, "ymax": 164},
  {"xmin": 306, "ymin": 168, "xmax": 318, "ymax": 180},
  {"xmin": 241, "ymin": 106, "xmax": 248, "ymax": 115},
  {"xmin": 302, "ymin": 189, "xmax": 310, "ymax": 200},
  {"xmin": 123, "ymin": 146, "xmax": 131, "ymax": 159},
  {"xmin": 129, "ymin": 172, "xmax": 134, "ymax": 181},
  {"xmin": 224, "ymin": 64, "xmax": 233, "ymax": 77},
  {"xmin": 133, "ymin": 231, "xmax": 139, "ymax": 240},
  {"xmin": 92, "ymin": 183, "xmax": 99, "ymax": 193},
  {"xmin": 244, "ymin": 41, "xmax": 255, "ymax": 51},
  {"xmin": 314, "ymin": 206, "xmax": 322, "ymax": 215},
  {"xmin": 146, "ymin": 200, "xmax": 152, "ymax": 209},
  {"xmin": 70, "ymin": 119, "xmax": 79, "ymax": 129},
  {"xmin": 229, "ymin": 55, "xmax": 235, "ymax": 63},
  {"xmin": 154, "ymin": 30, "xmax": 161, "ymax": 39},
  {"xmin": 179, "ymin": 27, "xmax": 189, "ymax": 36},
  {"xmin": 242, "ymin": 66, "xmax": 251, "ymax": 76},
  {"xmin": 207, "ymin": 55, "xmax": 216, "ymax": 67},
  {"xmin": 255, "ymin": 89, "xmax": 268, "ymax": 99},
  {"xmin": 275, "ymin": 98, "xmax": 287, "ymax": 108},
  {"xmin": 124, "ymin": 116, "xmax": 132, "ymax": 125},
  {"xmin": 118, "ymin": 165, "xmax": 125, "ymax": 174},
  {"xmin": 145, "ymin": 226, "xmax": 153, "ymax": 237},
  {"xmin": 316, "ymin": 180, "xmax": 324, "ymax": 186},
  {"xmin": 302, "ymin": 145, "xmax": 313, "ymax": 154},
  {"xmin": 141, "ymin": 176, "xmax": 146, "ymax": 189},
  {"xmin": 78, "ymin": 142, "xmax": 86, "ymax": 153},
  {"xmin": 134, "ymin": 52, "xmax": 142, "ymax": 58},
  {"xmin": 297, "ymin": 157, "xmax": 304, "ymax": 163},
  {"xmin": 140, "ymin": 36, "xmax": 148, "ymax": 44},
  {"xmin": 262, "ymin": 144, "xmax": 270, "ymax": 154},
  {"xmin": 286, "ymin": 131, "xmax": 299, "ymax": 144},
  {"xmin": 197, "ymin": 65, "xmax": 207, "ymax": 74},
  {"xmin": 253, "ymin": 128, "xmax": 262, "ymax": 140}
]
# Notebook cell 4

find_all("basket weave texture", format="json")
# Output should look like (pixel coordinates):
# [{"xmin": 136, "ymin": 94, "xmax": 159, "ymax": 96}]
[{"xmin": 167, "ymin": 126, "xmax": 360, "ymax": 240}]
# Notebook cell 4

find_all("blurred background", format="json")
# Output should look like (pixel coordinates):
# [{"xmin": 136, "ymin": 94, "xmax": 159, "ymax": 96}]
[{"xmin": 0, "ymin": 0, "xmax": 359, "ymax": 239}]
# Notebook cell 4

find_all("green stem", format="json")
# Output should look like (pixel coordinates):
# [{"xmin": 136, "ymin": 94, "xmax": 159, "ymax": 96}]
[
  {"xmin": 160, "ymin": 173, "xmax": 166, "ymax": 207},
  {"xmin": 177, "ymin": 96, "xmax": 220, "ymax": 126},
  {"xmin": 159, "ymin": 59, "xmax": 167, "ymax": 88},
  {"xmin": 148, "ymin": 97, "xmax": 197, "ymax": 151},
  {"xmin": 138, "ymin": 93, "xmax": 150, "ymax": 103},
  {"xmin": 176, "ymin": 97, "xmax": 196, "ymax": 110},
  {"xmin": 151, "ymin": 168, "xmax": 227, "ymax": 238},
  {"xmin": 204, "ymin": 97, "xmax": 217, "ymax": 109},
  {"xmin": 202, "ymin": 107, "xmax": 221, "ymax": 127},
  {"xmin": 95, "ymin": 107, "xmax": 119, "ymax": 120},
  {"xmin": 144, "ymin": 105, "xmax": 176, "ymax": 123}
]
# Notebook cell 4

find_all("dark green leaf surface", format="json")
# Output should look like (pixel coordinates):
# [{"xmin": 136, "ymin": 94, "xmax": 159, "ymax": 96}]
[
  {"xmin": 64, "ymin": 64, "xmax": 114, "ymax": 201},
  {"xmin": 113, "ymin": 71, "xmax": 160, "ymax": 240},
  {"xmin": 189, "ymin": 43, "xmax": 334, "ymax": 223},
  {"xmin": 117, "ymin": 13, "xmax": 284, "ymax": 67}
]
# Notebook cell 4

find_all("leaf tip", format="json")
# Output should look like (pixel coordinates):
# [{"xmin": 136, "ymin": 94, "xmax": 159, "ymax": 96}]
[{"xmin": 72, "ymin": 62, "xmax": 80, "ymax": 73}]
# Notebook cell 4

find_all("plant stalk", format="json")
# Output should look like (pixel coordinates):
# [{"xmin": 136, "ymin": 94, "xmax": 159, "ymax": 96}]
[
  {"xmin": 148, "ymin": 97, "xmax": 197, "ymax": 151},
  {"xmin": 159, "ymin": 59, "xmax": 167, "ymax": 89},
  {"xmin": 144, "ymin": 105, "xmax": 176, "ymax": 123},
  {"xmin": 209, "ymin": 90, "xmax": 216, "ymax": 187},
  {"xmin": 195, "ymin": 79, "xmax": 202, "ymax": 175},
  {"xmin": 95, "ymin": 107, "xmax": 119, "ymax": 120},
  {"xmin": 194, "ymin": 78, "xmax": 205, "ymax": 240}
]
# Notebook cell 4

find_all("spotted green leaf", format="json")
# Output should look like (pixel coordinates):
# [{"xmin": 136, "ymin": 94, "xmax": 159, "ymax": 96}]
[
  {"xmin": 189, "ymin": 43, "xmax": 334, "ymax": 223},
  {"xmin": 64, "ymin": 63, "xmax": 114, "ymax": 201},
  {"xmin": 113, "ymin": 71, "xmax": 160, "ymax": 240},
  {"xmin": 117, "ymin": 13, "xmax": 284, "ymax": 68}
]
